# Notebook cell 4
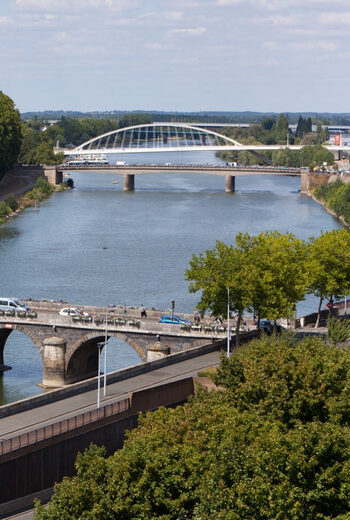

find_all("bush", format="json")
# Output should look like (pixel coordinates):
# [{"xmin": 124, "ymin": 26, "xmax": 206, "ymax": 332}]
[
  {"xmin": 5, "ymin": 194, "xmax": 19, "ymax": 211},
  {"xmin": 0, "ymin": 201, "xmax": 10, "ymax": 220}
]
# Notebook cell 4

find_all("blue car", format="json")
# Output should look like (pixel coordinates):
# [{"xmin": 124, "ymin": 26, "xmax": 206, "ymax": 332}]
[{"xmin": 159, "ymin": 315, "xmax": 191, "ymax": 325}]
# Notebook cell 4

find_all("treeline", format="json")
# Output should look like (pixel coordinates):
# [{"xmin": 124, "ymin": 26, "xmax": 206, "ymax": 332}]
[
  {"xmin": 18, "ymin": 112, "xmax": 153, "ymax": 165},
  {"xmin": 314, "ymin": 179, "xmax": 350, "ymax": 225},
  {"xmin": 186, "ymin": 229, "xmax": 350, "ymax": 335},
  {"xmin": 22, "ymin": 109, "xmax": 350, "ymax": 125},
  {"xmin": 219, "ymin": 113, "xmax": 334, "ymax": 168},
  {"xmin": 36, "ymin": 333, "xmax": 350, "ymax": 519}
]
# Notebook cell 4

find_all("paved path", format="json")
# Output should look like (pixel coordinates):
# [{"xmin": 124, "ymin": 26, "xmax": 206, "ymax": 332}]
[{"xmin": 0, "ymin": 351, "xmax": 220, "ymax": 439}]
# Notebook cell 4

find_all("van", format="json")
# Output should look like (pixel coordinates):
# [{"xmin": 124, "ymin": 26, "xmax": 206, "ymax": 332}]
[{"xmin": 0, "ymin": 298, "xmax": 30, "ymax": 312}]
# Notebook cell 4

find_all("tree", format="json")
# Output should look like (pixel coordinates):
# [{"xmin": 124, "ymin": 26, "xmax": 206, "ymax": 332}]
[
  {"xmin": 186, "ymin": 232, "xmax": 308, "ymax": 341},
  {"xmin": 185, "ymin": 240, "xmax": 252, "ymax": 346},
  {"xmin": 0, "ymin": 91, "xmax": 22, "ymax": 178},
  {"xmin": 307, "ymin": 229, "xmax": 350, "ymax": 327},
  {"xmin": 236, "ymin": 232, "xmax": 308, "ymax": 332},
  {"xmin": 35, "ymin": 336, "xmax": 350, "ymax": 520}
]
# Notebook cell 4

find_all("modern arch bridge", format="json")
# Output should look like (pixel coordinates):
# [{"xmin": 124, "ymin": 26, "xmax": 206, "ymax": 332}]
[
  {"xmin": 64, "ymin": 122, "xmax": 350, "ymax": 155},
  {"xmin": 56, "ymin": 122, "xmax": 312, "ymax": 192}
]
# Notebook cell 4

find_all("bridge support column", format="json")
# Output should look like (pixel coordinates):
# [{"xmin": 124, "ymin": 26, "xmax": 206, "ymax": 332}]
[
  {"xmin": 123, "ymin": 174, "xmax": 135, "ymax": 191},
  {"xmin": 147, "ymin": 339, "xmax": 171, "ymax": 362},
  {"xmin": 225, "ymin": 175, "xmax": 235, "ymax": 193},
  {"xmin": 42, "ymin": 336, "xmax": 67, "ymax": 388}
]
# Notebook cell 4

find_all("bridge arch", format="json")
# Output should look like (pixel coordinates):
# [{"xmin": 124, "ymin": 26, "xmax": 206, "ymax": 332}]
[
  {"xmin": 69, "ymin": 122, "xmax": 243, "ymax": 155},
  {"xmin": 66, "ymin": 331, "xmax": 147, "ymax": 385}
]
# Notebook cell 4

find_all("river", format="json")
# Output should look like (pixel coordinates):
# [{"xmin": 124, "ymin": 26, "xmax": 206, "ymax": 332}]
[{"xmin": 0, "ymin": 151, "xmax": 343, "ymax": 405}]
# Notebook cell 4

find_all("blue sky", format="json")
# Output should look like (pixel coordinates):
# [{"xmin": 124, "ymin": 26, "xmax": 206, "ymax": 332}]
[{"xmin": 0, "ymin": 0, "xmax": 348, "ymax": 112}]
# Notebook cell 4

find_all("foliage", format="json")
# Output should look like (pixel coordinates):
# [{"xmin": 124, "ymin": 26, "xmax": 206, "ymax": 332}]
[
  {"xmin": 5, "ymin": 194, "xmax": 19, "ymax": 212},
  {"xmin": 217, "ymin": 116, "xmax": 332, "ymax": 167},
  {"xmin": 0, "ymin": 91, "xmax": 22, "ymax": 177},
  {"xmin": 21, "ymin": 177, "xmax": 55, "ymax": 206},
  {"xmin": 18, "ymin": 125, "xmax": 63, "ymax": 165},
  {"xmin": 35, "ymin": 336, "xmax": 350, "ymax": 519},
  {"xmin": 315, "ymin": 180, "xmax": 350, "ymax": 225},
  {"xmin": 327, "ymin": 316, "xmax": 350, "ymax": 345},
  {"xmin": 185, "ymin": 231, "xmax": 308, "ymax": 340},
  {"xmin": 0, "ymin": 201, "xmax": 11, "ymax": 222},
  {"xmin": 307, "ymin": 229, "xmax": 350, "ymax": 327}
]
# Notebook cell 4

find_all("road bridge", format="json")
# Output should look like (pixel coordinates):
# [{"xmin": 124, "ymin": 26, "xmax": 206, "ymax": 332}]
[
  {"xmin": 0, "ymin": 301, "xmax": 230, "ymax": 387},
  {"xmin": 56, "ymin": 163, "xmax": 303, "ymax": 192}
]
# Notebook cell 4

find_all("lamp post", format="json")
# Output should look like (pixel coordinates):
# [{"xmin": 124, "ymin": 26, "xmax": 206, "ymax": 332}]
[
  {"xmin": 96, "ymin": 342, "xmax": 104, "ymax": 409},
  {"xmin": 103, "ymin": 308, "xmax": 108, "ymax": 396},
  {"xmin": 227, "ymin": 287, "xmax": 230, "ymax": 358}
]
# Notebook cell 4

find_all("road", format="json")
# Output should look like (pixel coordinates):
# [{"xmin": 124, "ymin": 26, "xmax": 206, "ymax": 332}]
[{"xmin": 0, "ymin": 350, "xmax": 221, "ymax": 439}]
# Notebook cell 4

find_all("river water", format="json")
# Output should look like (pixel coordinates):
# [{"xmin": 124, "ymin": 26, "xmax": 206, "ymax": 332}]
[{"xmin": 0, "ymin": 151, "xmax": 342, "ymax": 405}]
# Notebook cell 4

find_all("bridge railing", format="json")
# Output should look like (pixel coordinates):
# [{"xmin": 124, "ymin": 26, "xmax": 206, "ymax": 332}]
[{"xmin": 0, "ymin": 397, "xmax": 130, "ymax": 456}]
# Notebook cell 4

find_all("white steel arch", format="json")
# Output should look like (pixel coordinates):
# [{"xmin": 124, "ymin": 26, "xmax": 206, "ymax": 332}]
[{"xmin": 68, "ymin": 122, "xmax": 243, "ymax": 155}]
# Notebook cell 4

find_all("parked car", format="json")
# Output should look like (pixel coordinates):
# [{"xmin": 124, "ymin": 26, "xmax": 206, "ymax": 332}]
[
  {"xmin": 0, "ymin": 298, "xmax": 30, "ymax": 312},
  {"xmin": 159, "ymin": 315, "xmax": 191, "ymax": 325},
  {"xmin": 59, "ymin": 307, "xmax": 81, "ymax": 316}
]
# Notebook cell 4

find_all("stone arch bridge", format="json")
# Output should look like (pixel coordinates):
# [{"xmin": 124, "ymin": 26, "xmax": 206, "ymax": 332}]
[{"xmin": 0, "ymin": 302, "xmax": 225, "ymax": 388}]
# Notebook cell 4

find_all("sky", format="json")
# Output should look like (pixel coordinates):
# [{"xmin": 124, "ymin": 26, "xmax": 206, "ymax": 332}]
[{"xmin": 0, "ymin": 0, "xmax": 349, "ymax": 113}]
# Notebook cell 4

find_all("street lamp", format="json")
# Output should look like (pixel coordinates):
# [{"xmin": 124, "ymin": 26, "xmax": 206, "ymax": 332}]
[
  {"xmin": 227, "ymin": 287, "xmax": 230, "ymax": 358},
  {"xmin": 96, "ymin": 342, "xmax": 104, "ymax": 409},
  {"xmin": 103, "ymin": 308, "xmax": 108, "ymax": 396}
]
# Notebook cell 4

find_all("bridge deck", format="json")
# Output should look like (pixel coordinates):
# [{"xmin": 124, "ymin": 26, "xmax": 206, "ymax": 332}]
[{"xmin": 58, "ymin": 164, "xmax": 302, "ymax": 176}]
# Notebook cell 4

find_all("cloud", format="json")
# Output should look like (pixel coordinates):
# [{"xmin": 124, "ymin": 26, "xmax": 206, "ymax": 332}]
[
  {"xmin": 216, "ymin": 0, "xmax": 244, "ymax": 4},
  {"xmin": 318, "ymin": 12, "xmax": 350, "ymax": 25},
  {"xmin": 168, "ymin": 27, "xmax": 207, "ymax": 36},
  {"xmin": 291, "ymin": 40, "xmax": 338, "ymax": 51},
  {"xmin": 14, "ymin": 0, "xmax": 140, "ymax": 12},
  {"xmin": 255, "ymin": 14, "xmax": 299, "ymax": 25}
]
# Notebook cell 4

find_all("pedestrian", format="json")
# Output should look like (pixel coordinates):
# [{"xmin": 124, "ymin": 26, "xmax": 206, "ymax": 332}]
[
  {"xmin": 123, "ymin": 305, "xmax": 127, "ymax": 316},
  {"xmin": 140, "ymin": 304, "xmax": 147, "ymax": 318},
  {"xmin": 193, "ymin": 309, "xmax": 200, "ymax": 323}
]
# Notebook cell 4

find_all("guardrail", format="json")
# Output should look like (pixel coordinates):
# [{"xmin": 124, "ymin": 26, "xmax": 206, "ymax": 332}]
[{"xmin": 0, "ymin": 397, "xmax": 129, "ymax": 456}]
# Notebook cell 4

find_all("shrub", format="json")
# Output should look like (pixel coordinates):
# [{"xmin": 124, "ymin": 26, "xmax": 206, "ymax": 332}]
[
  {"xmin": 5, "ymin": 194, "xmax": 19, "ymax": 212},
  {"xmin": 0, "ymin": 201, "xmax": 10, "ymax": 219}
]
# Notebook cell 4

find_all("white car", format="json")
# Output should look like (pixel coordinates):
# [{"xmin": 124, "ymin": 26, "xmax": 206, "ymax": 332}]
[{"xmin": 59, "ymin": 307, "xmax": 81, "ymax": 316}]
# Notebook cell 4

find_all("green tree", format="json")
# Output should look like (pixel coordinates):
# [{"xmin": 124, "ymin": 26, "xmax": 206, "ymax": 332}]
[
  {"xmin": 307, "ymin": 229, "xmax": 350, "ymax": 327},
  {"xmin": 185, "ymin": 240, "xmax": 251, "ymax": 346},
  {"xmin": 186, "ymin": 232, "xmax": 308, "ymax": 340},
  {"xmin": 35, "ymin": 336, "xmax": 350, "ymax": 520},
  {"xmin": 0, "ymin": 91, "xmax": 22, "ymax": 178},
  {"xmin": 237, "ymin": 231, "xmax": 308, "ymax": 332}
]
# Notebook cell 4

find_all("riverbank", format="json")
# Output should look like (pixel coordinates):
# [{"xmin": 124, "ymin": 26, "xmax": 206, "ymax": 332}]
[
  {"xmin": 305, "ymin": 174, "xmax": 350, "ymax": 229},
  {"xmin": 0, "ymin": 166, "xmax": 69, "ymax": 224},
  {"xmin": 309, "ymin": 193, "xmax": 350, "ymax": 229},
  {"xmin": 0, "ymin": 166, "xmax": 43, "ymax": 201}
]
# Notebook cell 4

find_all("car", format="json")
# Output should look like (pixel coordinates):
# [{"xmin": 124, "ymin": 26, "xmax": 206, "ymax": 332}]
[
  {"xmin": 159, "ymin": 315, "xmax": 191, "ymax": 325},
  {"xmin": 59, "ymin": 307, "xmax": 81, "ymax": 316},
  {"xmin": 260, "ymin": 319, "xmax": 283, "ymax": 334},
  {"xmin": 0, "ymin": 298, "xmax": 30, "ymax": 312}
]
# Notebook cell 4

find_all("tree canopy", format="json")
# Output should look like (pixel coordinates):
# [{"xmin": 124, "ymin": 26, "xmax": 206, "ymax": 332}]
[
  {"xmin": 185, "ymin": 231, "xmax": 308, "ymax": 342},
  {"xmin": 0, "ymin": 91, "xmax": 22, "ymax": 178},
  {"xmin": 35, "ymin": 335, "xmax": 350, "ymax": 519}
]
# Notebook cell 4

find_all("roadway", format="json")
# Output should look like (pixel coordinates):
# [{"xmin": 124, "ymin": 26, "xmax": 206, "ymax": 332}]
[{"xmin": 0, "ymin": 350, "xmax": 221, "ymax": 439}]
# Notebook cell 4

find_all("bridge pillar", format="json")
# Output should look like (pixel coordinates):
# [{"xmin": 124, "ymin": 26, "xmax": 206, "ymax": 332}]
[
  {"xmin": 123, "ymin": 174, "xmax": 135, "ymax": 191},
  {"xmin": 42, "ymin": 336, "xmax": 67, "ymax": 388},
  {"xmin": 147, "ymin": 339, "xmax": 171, "ymax": 362},
  {"xmin": 225, "ymin": 175, "xmax": 235, "ymax": 193}
]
